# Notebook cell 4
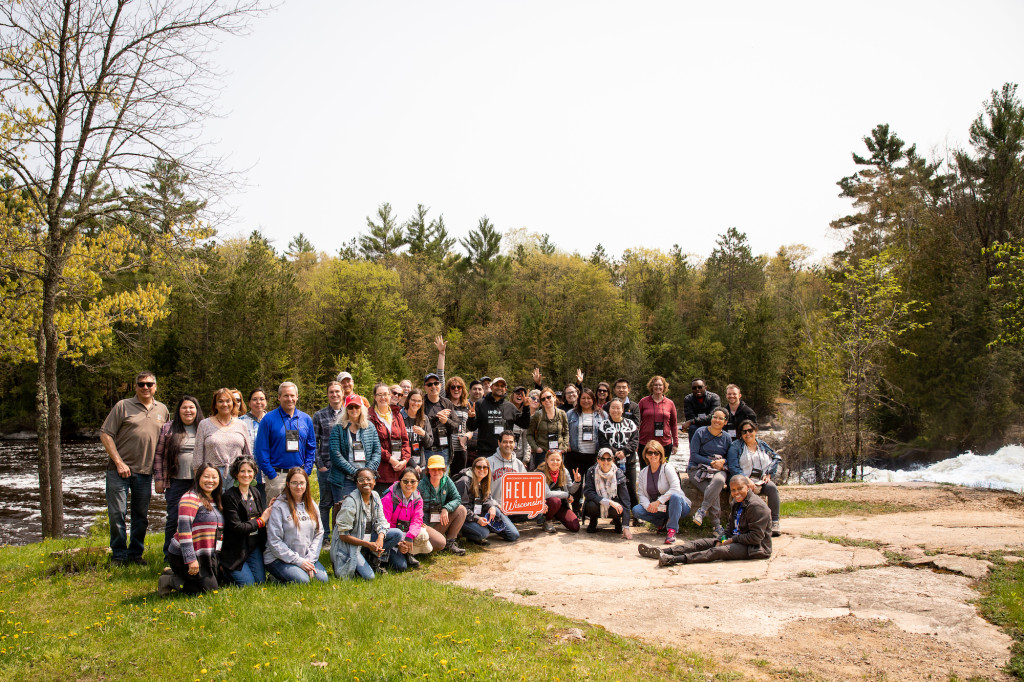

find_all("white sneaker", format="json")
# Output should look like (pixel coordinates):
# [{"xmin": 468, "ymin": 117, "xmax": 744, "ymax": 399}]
[{"xmin": 692, "ymin": 509, "xmax": 704, "ymax": 526}]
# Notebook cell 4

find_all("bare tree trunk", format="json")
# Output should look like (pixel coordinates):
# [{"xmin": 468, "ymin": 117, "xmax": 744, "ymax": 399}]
[
  {"xmin": 35, "ymin": 326, "xmax": 52, "ymax": 537},
  {"xmin": 38, "ymin": 249, "xmax": 65, "ymax": 538}
]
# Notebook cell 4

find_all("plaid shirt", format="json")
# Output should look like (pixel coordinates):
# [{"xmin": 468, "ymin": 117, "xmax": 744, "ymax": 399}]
[{"xmin": 312, "ymin": 405, "xmax": 342, "ymax": 469}]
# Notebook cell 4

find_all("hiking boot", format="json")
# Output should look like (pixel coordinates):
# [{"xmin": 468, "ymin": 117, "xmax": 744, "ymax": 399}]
[
  {"xmin": 665, "ymin": 529, "xmax": 677, "ymax": 544},
  {"xmin": 445, "ymin": 539, "xmax": 466, "ymax": 556},
  {"xmin": 712, "ymin": 525, "xmax": 726, "ymax": 539},
  {"xmin": 771, "ymin": 520, "xmax": 781, "ymax": 537},
  {"xmin": 110, "ymin": 558, "xmax": 128, "ymax": 568},
  {"xmin": 469, "ymin": 536, "xmax": 490, "ymax": 546},
  {"xmin": 128, "ymin": 557, "xmax": 148, "ymax": 567},
  {"xmin": 544, "ymin": 521, "xmax": 556, "ymax": 533},
  {"xmin": 692, "ymin": 509, "xmax": 704, "ymax": 526},
  {"xmin": 405, "ymin": 554, "xmax": 421, "ymax": 570},
  {"xmin": 157, "ymin": 568, "xmax": 175, "ymax": 596},
  {"xmin": 586, "ymin": 519, "xmax": 599, "ymax": 534},
  {"xmin": 637, "ymin": 543, "xmax": 663, "ymax": 559},
  {"xmin": 659, "ymin": 553, "xmax": 686, "ymax": 568}
]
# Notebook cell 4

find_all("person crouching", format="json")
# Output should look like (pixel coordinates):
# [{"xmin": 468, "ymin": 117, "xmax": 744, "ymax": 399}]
[{"xmin": 637, "ymin": 475, "xmax": 772, "ymax": 566}]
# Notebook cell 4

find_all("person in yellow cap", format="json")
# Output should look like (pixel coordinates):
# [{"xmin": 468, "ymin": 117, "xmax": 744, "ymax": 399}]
[{"xmin": 417, "ymin": 455, "xmax": 466, "ymax": 555}]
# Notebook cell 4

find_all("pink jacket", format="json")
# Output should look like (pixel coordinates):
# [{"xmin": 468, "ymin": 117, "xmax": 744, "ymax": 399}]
[{"xmin": 380, "ymin": 481, "xmax": 425, "ymax": 542}]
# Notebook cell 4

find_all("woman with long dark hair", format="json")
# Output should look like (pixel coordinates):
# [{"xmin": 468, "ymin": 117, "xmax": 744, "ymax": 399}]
[
  {"xmin": 403, "ymin": 388, "xmax": 434, "ymax": 474},
  {"xmin": 567, "ymin": 388, "xmax": 606, "ymax": 516},
  {"xmin": 160, "ymin": 463, "xmax": 224, "ymax": 595},
  {"xmin": 239, "ymin": 388, "xmax": 268, "ymax": 495},
  {"xmin": 221, "ymin": 455, "xmax": 272, "ymax": 585},
  {"xmin": 153, "ymin": 395, "xmax": 204, "ymax": 562}
]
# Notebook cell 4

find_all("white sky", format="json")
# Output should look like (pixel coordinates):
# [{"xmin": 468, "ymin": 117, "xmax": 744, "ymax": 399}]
[{"xmin": 204, "ymin": 0, "xmax": 1024, "ymax": 262}]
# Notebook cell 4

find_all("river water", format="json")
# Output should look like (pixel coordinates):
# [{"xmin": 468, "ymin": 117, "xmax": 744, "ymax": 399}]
[{"xmin": 0, "ymin": 438, "xmax": 165, "ymax": 546}]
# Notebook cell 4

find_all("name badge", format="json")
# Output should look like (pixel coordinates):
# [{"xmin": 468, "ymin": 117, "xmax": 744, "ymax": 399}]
[
  {"xmin": 727, "ymin": 429, "xmax": 736, "ymax": 438},
  {"xmin": 390, "ymin": 438, "xmax": 402, "ymax": 456},
  {"xmin": 494, "ymin": 424, "xmax": 504, "ymax": 435},
  {"xmin": 439, "ymin": 435, "xmax": 449, "ymax": 447},
  {"xmin": 353, "ymin": 440, "xmax": 365, "ymax": 462},
  {"xmin": 548, "ymin": 433, "xmax": 559, "ymax": 450},
  {"xmin": 285, "ymin": 429, "xmax": 300, "ymax": 452},
  {"xmin": 654, "ymin": 421, "xmax": 664, "ymax": 437},
  {"xmin": 697, "ymin": 413, "xmax": 707, "ymax": 420},
  {"xmin": 430, "ymin": 512, "xmax": 441, "ymax": 523},
  {"xmin": 473, "ymin": 504, "xmax": 482, "ymax": 515},
  {"xmin": 582, "ymin": 418, "xmax": 594, "ymax": 442}
]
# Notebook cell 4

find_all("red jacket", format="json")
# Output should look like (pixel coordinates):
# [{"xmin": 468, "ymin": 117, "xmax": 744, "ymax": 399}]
[
  {"xmin": 368, "ymin": 405, "xmax": 412, "ymax": 486},
  {"xmin": 637, "ymin": 395, "xmax": 678, "ymax": 452}
]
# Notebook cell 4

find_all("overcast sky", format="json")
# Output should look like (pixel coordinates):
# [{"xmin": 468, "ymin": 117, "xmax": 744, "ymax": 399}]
[{"xmin": 204, "ymin": 0, "xmax": 1024, "ymax": 262}]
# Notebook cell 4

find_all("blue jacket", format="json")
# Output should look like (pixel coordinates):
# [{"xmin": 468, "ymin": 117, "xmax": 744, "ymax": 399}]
[
  {"xmin": 329, "ymin": 423, "xmax": 381, "ymax": 487},
  {"xmin": 726, "ymin": 438, "xmax": 782, "ymax": 478},
  {"xmin": 687, "ymin": 426, "xmax": 732, "ymax": 470},
  {"xmin": 567, "ymin": 409, "xmax": 607, "ymax": 452},
  {"xmin": 254, "ymin": 406, "xmax": 316, "ymax": 479}
]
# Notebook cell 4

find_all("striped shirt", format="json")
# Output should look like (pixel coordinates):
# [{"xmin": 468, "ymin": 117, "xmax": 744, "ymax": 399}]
[{"xmin": 168, "ymin": 492, "xmax": 223, "ymax": 564}]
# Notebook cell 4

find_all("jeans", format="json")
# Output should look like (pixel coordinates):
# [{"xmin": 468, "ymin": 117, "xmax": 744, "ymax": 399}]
[
  {"xmin": 690, "ymin": 469, "xmax": 728, "ymax": 524},
  {"xmin": 216, "ymin": 465, "xmax": 233, "ymax": 493},
  {"xmin": 105, "ymin": 470, "xmax": 152, "ymax": 560},
  {"xmin": 266, "ymin": 558, "xmax": 329, "ymax": 584},
  {"xmin": 316, "ymin": 469, "xmax": 334, "ymax": 534},
  {"xmin": 758, "ymin": 480, "xmax": 781, "ymax": 522},
  {"xmin": 163, "ymin": 478, "xmax": 192, "ymax": 561},
  {"xmin": 632, "ymin": 491, "xmax": 689, "ymax": 533},
  {"xmin": 461, "ymin": 510, "xmax": 520, "ymax": 543},
  {"xmin": 331, "ymin": 479, "xmax": 356, "ymax": 502},
  {"xmin": 230, "ymin": 548, "xmax": 266, "ymax": 586},
  {"xmin": 353, "ymin": 528, "xmax": 403, "ymax": 579}
]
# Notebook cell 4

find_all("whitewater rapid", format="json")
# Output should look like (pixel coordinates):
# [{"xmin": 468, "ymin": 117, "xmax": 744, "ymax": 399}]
[{"xmin": 862, "ymin": 444, "xmax": 1024, "ymax": 493}]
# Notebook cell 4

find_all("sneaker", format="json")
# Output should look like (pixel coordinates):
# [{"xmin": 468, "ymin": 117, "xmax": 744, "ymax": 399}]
[
  {"xmin": 665, "ymin": 529, "xmax": 677, "ymax": 544},
  {"xmin": 771, "ymin": 520, "xmax": 781, "ymax": 537},
  {"xmin": 712, "ymin": 525, "xmax": 726, "ymax": 539},
  {"xmin": 110, "ymin": 558, "xmax": 128, "ymax": 568},
  {"xmin": 405, "ymin": 554, "xmax": 421, "ymax": 570},
  {"xmin": 637, "ymin": 543, "xmax": 662, "ymax": 559},
  {"xmin": 544, "ymin": 521, "xmax": 556, "ymax": 533},
  {"xmin": 692, "ymin": 509, "xmax": 704, "ymax": 526},
  {"xmin": 157, "ymin": 568, "xmax": 174, "ymax": 596},
  {"xmin": 445, "ymin": 539, "xmax": 466, "ymax": 556}
]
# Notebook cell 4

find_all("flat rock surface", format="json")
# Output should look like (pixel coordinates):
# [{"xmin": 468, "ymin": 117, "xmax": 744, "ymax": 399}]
[{"xmin": 451, "ymin": 483, "xmax": 1024, "ymax": 681}]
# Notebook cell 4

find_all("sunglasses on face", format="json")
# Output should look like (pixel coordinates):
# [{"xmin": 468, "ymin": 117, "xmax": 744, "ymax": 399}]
[
  {"xmin": 598, "ymin": 457, "xmax": 613, "ymax": 462},
  {"xmin": 137, "ymin": 382, "xmax": 155, "ymax": 388},
  {"xmin": 473, "ymin": 465, "xmax": 488, "ymax": 470},
  {"xmin": 391, "ymin": 391, "xmax": 403, "ymax": 397},
  {"xmin": 425, "ymin": 382, "xmax": 439, "ymax": 388},
  {"xmin": 692, "ymin": 386, "xmax": 704, "ymax": 391},
  {"xmin": 741, "ymin": 428, "xmax": 756, "ymax": 434},
  {"xmin": 597, "ymin": 389, "xmax": 608, "ymax": 394},
  {"xmin": 401, "ymin": 479, "xmax": 417, "ymax": 485},
  {"xmin": 541, "ymin": 396, "xmax": 554, "ymax": 401}
]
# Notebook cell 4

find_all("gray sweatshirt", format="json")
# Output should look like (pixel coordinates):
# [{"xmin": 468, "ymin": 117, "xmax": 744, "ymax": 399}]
[{"xmin": 264, "ymin": 497, "xmax": 324, "ymax": 566}]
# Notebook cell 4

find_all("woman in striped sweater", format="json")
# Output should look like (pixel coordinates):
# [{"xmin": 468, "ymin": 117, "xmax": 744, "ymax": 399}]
[{"xmin": 164, "ymin": 464, "xmax": 224, "ymax": 594}]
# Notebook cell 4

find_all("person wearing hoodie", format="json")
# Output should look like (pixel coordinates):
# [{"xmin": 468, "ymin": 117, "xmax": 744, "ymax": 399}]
[
  {"xmin": 328, "ymin": 401, "xmax": 381, "ymax": 512},
  {"xmin": 381, "ymin": 469, "xmax": 431, "ymax": 566},
  {"xmin": 465, "ymin": 377, "xmax": 531, "ymax": 458},
  {"xmin": 368, "ymin": 382, "xmax": 412, "ymax": 496},
  {"xmin": 726, "ymin": 420, "xmax": 783, "ymax": 536},
  {"xmin": 583, "ymin": 448, "xmax": 633, "ymax": 539},
  {"xmin": 722, "ymin": 384, "xmax": 757, "ymax": 439},
  {"xmin": 454, "ymin": 457, "xmax": 520, "ymax": 545},
  {"xmin": 264, "ymin": 468, "xmax": 327, "ymax": 584},
  {"xmin": 638, "ymin": 475, "xmax": 772, "ymax": 566},
  {"xmin": 486, "ymin": 431, "xmax": 529, "ymax": 523},
  {"xmin": 417, "ymin": 455, "xmax": 467, "ymax": 555},
  {"xmin": 330, "ymin": 467, "xmax": 405, "ymax": 578}
]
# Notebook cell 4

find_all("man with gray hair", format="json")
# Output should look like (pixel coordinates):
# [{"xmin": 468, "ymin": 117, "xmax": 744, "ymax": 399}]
[{"xmin": 254, "ymin": 381, "xmax": 317, "ymax": 500}]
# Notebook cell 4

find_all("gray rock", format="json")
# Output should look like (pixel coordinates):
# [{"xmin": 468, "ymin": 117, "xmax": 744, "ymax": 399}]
[{"xmin": 931, "ymin": 554, "xmax": 992, "ymax": 580}]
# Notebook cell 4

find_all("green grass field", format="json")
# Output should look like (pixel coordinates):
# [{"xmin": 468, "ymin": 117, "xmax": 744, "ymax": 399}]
[
  {"xmin": 779, "ymin": 498, "xmax": 918, "ymax": 518},
  {"xmin": 977, "ymin": 555, "xmax": 1024, "ymax": 679},
  {"xmin": 0, "ymin": 528, "xmax": 725, "ymax": 682}
]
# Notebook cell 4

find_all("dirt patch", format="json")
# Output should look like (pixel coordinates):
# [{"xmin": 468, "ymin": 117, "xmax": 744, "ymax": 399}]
[{"xmin": 451, "ymin": 483, "xmax": 1024, "ymax": 681}]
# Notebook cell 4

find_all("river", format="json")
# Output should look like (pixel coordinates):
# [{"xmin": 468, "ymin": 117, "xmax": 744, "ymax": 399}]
[{"xmin": 0, "ymin": 438, "xmax": 165, "ymax": 546}]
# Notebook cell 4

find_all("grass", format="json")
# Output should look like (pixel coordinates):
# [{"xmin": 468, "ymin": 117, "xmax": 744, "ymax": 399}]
[
  {"xmin": 780, "ymin": 499, "xmax": 918, "ymax": 518},
  {"xmin": 800, "ymin": 532, "xmax": 882, "ymax": 549},
  {"xmin": 976, "ymin": 555, "xmax": 1024, "ymax": 679},
  {"xmin": 0, "ymin": 528, "xmax": 725, "ymax": 681}
]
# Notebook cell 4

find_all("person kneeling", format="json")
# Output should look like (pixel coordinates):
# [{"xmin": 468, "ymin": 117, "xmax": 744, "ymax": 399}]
[
  {"xmin": 582, "ymin": 448, "xmax": 633, "ymax": 540},
  {"xmin": 637, "ymin": 475, "xmax": 771, "ymax": 566},
  {"xmin": 331, "ymin": 468, "xmax": 405, "ymax": 578},
  {"xmin": 161, "ymin": 464, "xmax": 224, "ymax": 595}
]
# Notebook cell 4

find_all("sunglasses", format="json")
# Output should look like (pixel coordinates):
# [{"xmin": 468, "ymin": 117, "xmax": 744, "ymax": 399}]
[
  {"xmin": 391, "ymin": 391, "xmax": 403, "ymax": 397},
  {"xmin": 541, "ymin": 396, "xmax": 554, "ymax": 401},
  {"xmin": 424, "ymin": 382, "xmax": 440, "ymax": 388},
  {"xmin": 346, "ymin": 405, "xmax": 361, "ymax": 411},
  {"xmin": 598, "ymin": 457, "xmax": 613, "ymax": 462},
  {"xmin": 473, "ymin": 465, "xmax": 489, "ymax": 470},
  {"xmin": 692, "ymin": 386, "xmax": 705, "ymax": 391},
  {"xmin": 597, "ymin": 389, "xmax": 608, "ymax": 393},
  {"xmin": 450, "ymin": 386, "xmax": 462, "ymax": 391},
  {"xmin": 741, "ymin": 428, "xmax": 756, "ymax": 434},
  {"xmin": 137, "ymin": 381, "xmax": 155, "ymax": 388},
  {"xmin": 401, "ymin": 479, "xmax": 417, "ymax": 485}
]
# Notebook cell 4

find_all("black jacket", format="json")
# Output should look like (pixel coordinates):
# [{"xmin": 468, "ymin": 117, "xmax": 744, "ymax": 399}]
[
  {"xmin": 452, "ymin": 467, "xmax": 496, "ymax": 524},
  {"xmin": 466, "ymin": 395, "xmax": 530, "ymax": 456},
  {"xmin": 724, "ymin": 400, "xmax": 757, "ymax": 439},
  {"xmin": 727, "ymin": 490, "xmax": 772, "ymax": 559},
  {"xmin": 220, "ymin": 487, "xmax": 266, "ymax": 571},
  {"xmin": 683, "ymin": 391, "xmax": 722, "ymax": 432},
  {"xmin": 582, "ymin": 465, "xmax": 632, "ymax": 525}
]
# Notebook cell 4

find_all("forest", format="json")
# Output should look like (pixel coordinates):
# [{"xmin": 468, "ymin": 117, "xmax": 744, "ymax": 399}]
[{"xmin": 3, "ymin": 84, "xmax": 1024, "ymax": 486}]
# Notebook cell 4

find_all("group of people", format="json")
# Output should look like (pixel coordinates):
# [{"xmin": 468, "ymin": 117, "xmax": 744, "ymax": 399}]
[{"xmin": 97, "ymin": 337, "xmax": 784, "ymax": 596}]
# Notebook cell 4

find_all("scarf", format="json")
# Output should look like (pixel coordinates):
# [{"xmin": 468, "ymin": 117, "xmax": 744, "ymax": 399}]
[{"xmin": 594, "ymin": 465, "xmax": 618, "ymax": 518}]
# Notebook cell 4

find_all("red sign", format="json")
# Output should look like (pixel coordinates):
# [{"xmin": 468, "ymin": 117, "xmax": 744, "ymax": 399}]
[{"xmin": 501, "ymin": 472, "xmax": 546, "ymax": 518}]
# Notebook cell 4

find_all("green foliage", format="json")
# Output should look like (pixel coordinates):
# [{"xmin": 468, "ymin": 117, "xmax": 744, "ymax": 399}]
[
  {"xmin": 977, "ymin": 558, "xmax": 1024, "ymax": 678},
  {"xmin": 988, "ymin": 240, "xmax": 1024, "ymax": 346}
]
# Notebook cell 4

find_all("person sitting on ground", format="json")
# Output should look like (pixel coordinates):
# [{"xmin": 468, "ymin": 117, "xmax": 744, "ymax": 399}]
[
  {"xmin": 536, "ymin": 450, "xmax": 581, "ymax": 533},
  {"xmin": 264, "ymin": 467, "xmax": 328, "ymax": 584},
  {"xmin": 727, "ymin": 419, "xmax": 783, "ymax": 536},
  {"xmin": 632, "ymin": 441, "xmax": 690, "ymax": 544},
  {"xmin": 418, "ymin": 455, "xmax": 467, "ymax": 555},
  {"xmin": 454, "ymin": 457, "xmax": 521, "ymax": 545},
  {"xmin": 598, "ymin": 398, "xmax": 640, "ymax": 519},
  {"xmin": 687, "ymin": 406, "xmax": 732, "ymax": 538},
  {"xmin": 381, "ymin": 468, "xmax": 431, "ymax": 568},
  {"xmin": 638, "ymin": 475, "xmax": 772, "ymax": 566},
  {"xmin": 331, "ymin": 468, "xmax": 405, "ymax": 578},
  {"xmin": 583, "ymin": 448, "xmax": 633, "ymax": 539},
  {"xmin": 220, "ymin": 455, "xmax": 272, "ymax": 586},
  {"xmin": 161, "ymin": 463, "xmax": 224, "ymax": 595}
]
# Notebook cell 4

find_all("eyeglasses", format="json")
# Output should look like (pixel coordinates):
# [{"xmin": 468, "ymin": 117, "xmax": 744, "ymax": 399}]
[
  {"xmin": 424, "ymin": 382, "xmax": 440, "ymax": 388},
  {"xmin": 541, "ymin": 396, "xmax": 554, "ymax": 401},
  {"xmin": 741, "ymin": 428, "xmax": 756, "ymax": 434},
  {"xmin": 288, "ymin": 481, "xmax": 306, "ymax": 487},
  {"xmin": 450, "ymin": 386, "xmax": 462, "ymax": 391},
  {"xmin": 137, "ymin": 382, "xmax": 155, "ymax": 388}
]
